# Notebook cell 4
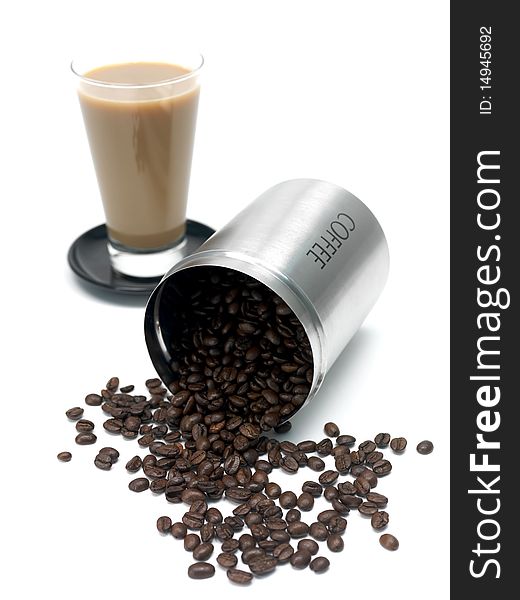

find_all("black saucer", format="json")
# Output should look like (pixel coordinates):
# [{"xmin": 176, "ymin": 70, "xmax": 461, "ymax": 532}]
[{"xmin": 68, "ymin": 221, "xmax": 215, "ymax": 296}]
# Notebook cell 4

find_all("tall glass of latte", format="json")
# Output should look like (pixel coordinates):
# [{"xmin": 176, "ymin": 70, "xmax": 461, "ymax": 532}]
[{"xmin": 72, "ymin": 52, "xmax": 203, "ymax": 278}]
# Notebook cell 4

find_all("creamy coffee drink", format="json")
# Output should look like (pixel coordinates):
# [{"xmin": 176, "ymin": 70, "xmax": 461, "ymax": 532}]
[{"xmin": 78, "ymin": 62, "xmax": 200, "ymax": 249}]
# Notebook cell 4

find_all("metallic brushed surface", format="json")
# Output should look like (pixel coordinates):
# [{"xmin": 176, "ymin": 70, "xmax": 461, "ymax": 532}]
[{"xmin": 145, "ymin": 179, "xmax": 389, "ymax": 407}]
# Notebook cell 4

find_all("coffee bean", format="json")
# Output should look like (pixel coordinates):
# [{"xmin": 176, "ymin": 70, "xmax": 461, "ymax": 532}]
[
  {"xmin": 339, "ymin": 494, "xmax": 362, "ymax": 509},
  {"xmin": 316, "ymin": 438, "xmax": 333, "ymax": 456},
  {"xmin": 184, "ymin": 533, "xmax": 201, "ymax": 551},
  {"xmin": 257, "ymin": 540, "xmax": 278, "ymax": 554},
  {"xmin": 182, "ymin": 512, "xmax": 204, "ymax": 530},
  {"xmin": 190, "ymin": 499, "xmax": 208, "ymax": 516},
  {"xmin": 85, "ymin": 393, "xmax": 102, "ymax": 406},
  {"xmin": 279, "ymin": 440, "xmax": 297, "ymax": 454},
  {"xmin": 280, "ymin": 455, "xmax": 299, "ymax": 474},
  {"xmin": 123, "ymin": 416, "xmax": 141, "ymax": 432},
  {"xmin": 215, "ymin": 523, "xmax": 234, "ymax": 541},
  {"xmin": 221, "ymin": 539, "xmax": 240, "ymax": 553},
  {"xmin": 318, "ymin": 470, "xmax": 339, "ymax": 485},
  {"xmin": 249, "ymin": 556, "xmax": 277, "ymax": 575},
  {"xmin": 297, "ymin": 440, "xmax": 316, "ymax": 452},
  {"xmin": 279, "ymin": 491, "xmax": 297, "ymax": 508},
  {"xmin": 302, "ymin": 481, "xmax": 323, "ymax": 497},
  {"xmin": 373, "ymin": 459, "xmax": 392, "ymax": 475},
  {"xmin": 365, "ymin": 451, "xmax": 383, "ymax": 465},
  {"xmin": 379, "ymin": 533, "xmax": 399, "ymax": 551},
  {"xmin": 309, "ymin": 556, "xmax": 330, "ymax": 573},
  {"xmin": 75, "ymin": 432, "xmax": 97, "ymax": 445},
  {"xmin": 290, "ymin": 550, "xmax": 311, "ymax": 569},
  {"xmin": 226, "ymin": 568, "xmax": 253, "ymax": 584},
  {"xmin": 205, "ymin": 507, "xmax": 223, "ymax": 524},
  {"xmin": 338, "ymin": 481, "xmax": 357, "ymax": 495},
  {"xmin": 286, "ymin": 509, "xmax": 301, "ymax": 524},
  {"xmin": 297, "ymin": 492, "xmax": 314, "ymax": 511},
  {"xmin": 298, "ymin": 538, "xmax": 319, "ymax": 555},
  {"xmin": 255, "ymin": 459, "xmax": 273, "ymax": 473},
  {"xmin": 171, "ymin": 522, "xmax": 188, "ymax": 539},
  {"xmin": 217, "ymin": 553, "xmax": 238, "ymax": 568},
  {"xmin": 324, "ymin": 486, "xmax": 338, "ymax": 501},
  {"xmin": 225, "ymin": 515, "xmax": 245, "ymax": 531},
  {"xmin": 331, "ymin": 498, "xmax": 349, "ymax": 515},
  {"xmin": 125, "ymin": 455, "xmax": 142, "ymax": 472},
  {"xmin": 106, "ymin": 376, "xmax": 119, "ymax": 391},
  {"xmin": 225, "ymin": 487, "xmax": 252, "ymax": 502},
  {"xmin": 371, "ymin": 511, "xmax": 390, "ymax": 529},
  {"xmin": 417, "ymin": 440, "xmax": 434, "ymax": 454},
  {"xmin": 358, "ymin": 501, "xmax": 379, "ymax": 516},
  {"xmin": 120, "ymin": 384, "xmax": 135, "ymax": 393},
  {"xmin": 350, "ymin": 450, "xmax": 365, "ymax": 465},
  {"xmin": 273, "ymin": 542, "xmax": 294, "ymax": 563},
  {"xmin": 182, "ymin": 488, "xmax": 206, "ymax": 504},
  {"xmin": 156, "ymin": 516, "xmax": 172, "ymax": 534},
  {"xmin": 150, "ymin": 479, "xmax": 167, "ymax": 494},
  {"xmin": 75, "ymin": 419, "xmax": 94, "ymax": 432},
  {"xmin": 359, "ymin": 468, "xmax": 378, "ymax": 487},
  {"xmin": 238, "ymin": 533, "xmax": 255, "ymax": 552},
  {"xmin": 155, "ymin": 444, "xmax": 181, "ymax": 458},
  {"xmin": 327, "ymin": 515, "xmax": 347, "ymax": 534},
  {"xmin": 188, "ymin": 562, "xmax": 215, "ymax": 579},
  {"xmin": 98, "ymin": 447, "xmax": 119, "ymax": 461},
  {"xmin": 317, "ymin": 510, "xmax": 338, "ymax": 524},
  {"xmin": 250, "ymin": 523, "xmax": 269, "ymax": 541},
  {"xmin": 327, "ymin": 534, "xmax": 344, "ymax": 552},
  {"xmin": 350, "ymin": 464, "xmax": 366, "ymax": 477},
  {"xmin": 307, "ymin": 456, "xmax": 325, "ymax": 471},
  {"xmin": 359, "ymin": 440, "xmax": 376, "ymax": 453},
  {"xmin": 366, "ymin": 492, "xmax": 388, "ymax": 507},
  {"xmin": 128, "ymin": 477, "xmax": 149, "ymax": 492},
  {"xmin": 145, "ymin": 377, "xmax": 162, "ymax": 389},
  {"xmin": 336, "ymin": 434, "xmax": 356, "ymax": 446},
  {"xmin": 122, "ymin": 428, "xmax": 138, "ymax": 440},
  {"xmin": 193, "ymin": 542, "xmax": 214, "ymax": 560},
  {"xmin": 265, "ymin": 482, "xmax": 282, "ymax": 498},
  {"xmin": 331, "ymin": 445, "xmax": 349, "ymax": 457},
  {"xmin": 244, "ymin": 513, "xmax": 262, "ymax": 528},
  {"xmin": 390, "ymin": 437, "xmax": 407, "ymax": 452},
  {"xmin": 354, "ymin": 477, "xmax": 371, "ymax": 496},
  {"xmin": 94, "ymin": 453, "xmax": 112, "ymax": 470},
  {"xmin": 57, "ymin": 451, "xmax": 71, "ymax": 462},
  {"xmin": 309, "ymin": 521, "xmax": 328, "ymax": 541},
  {"xmin": 287, "ymin": 521, "xmax": 309, "ymax": 538},
  {"xmin": 335, "ymin": 453, "xmax": 352, "ymax": 474},
  {"xmin": 200, "ymin": 523, "xmax": 215, "ymax": 543},
  {"xmin": 138, "ymin": 433, "xmax": 155, "ymax": 447},
  {"xmin": 271, "ymin": 531, "xmax": 290, "ymax": 544},
  {"xmin": 324, "ymin": 422, "xmax": 340, "ymax": 437},
  {"xmin": 375, "ymin": 432, "xmax": 391, "ymax": 447},
  {"xmin": 103, "ymin": 419, "xmax": 123, "ymax": 433},
  {"xmin": 66, "ymin": 407, "xmax": 84, "ymax": 420}
]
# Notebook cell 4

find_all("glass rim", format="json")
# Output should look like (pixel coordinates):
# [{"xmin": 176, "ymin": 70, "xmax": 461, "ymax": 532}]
[{"xmin": 70, "ymin": 54, "xmax": 204, "ymax": 89}]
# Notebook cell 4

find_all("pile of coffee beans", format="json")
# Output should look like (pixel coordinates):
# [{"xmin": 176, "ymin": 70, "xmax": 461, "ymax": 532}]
[
  {"xmin": 60, "ymin": 375, "xmax": 434, "ymax": 583},
  {"xmin": 160, "ymin": 267, "xmax": 314, "ymax": 430}
]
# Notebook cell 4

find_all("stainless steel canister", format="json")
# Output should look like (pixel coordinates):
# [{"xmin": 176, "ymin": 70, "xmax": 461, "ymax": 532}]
[{"xmin": 145, "ymin": 179, "xmax": 389, "ymax": 412}]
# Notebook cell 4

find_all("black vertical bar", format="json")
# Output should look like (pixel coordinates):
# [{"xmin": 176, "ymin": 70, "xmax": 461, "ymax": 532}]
[{"xmin": 451, "ymin": 1, "xmax": 517, "ymax": 596}]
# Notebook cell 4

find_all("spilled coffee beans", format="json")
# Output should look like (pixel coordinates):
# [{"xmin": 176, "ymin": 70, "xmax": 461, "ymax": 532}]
[{"xmin": 60, "ymin": 372, "xmax": 432, "ymax": 584}]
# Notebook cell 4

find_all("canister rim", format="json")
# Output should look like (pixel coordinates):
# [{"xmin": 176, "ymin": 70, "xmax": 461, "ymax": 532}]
[{"xmin": 145, "ymin": 250, "xmax": 327, "ymax": 411}]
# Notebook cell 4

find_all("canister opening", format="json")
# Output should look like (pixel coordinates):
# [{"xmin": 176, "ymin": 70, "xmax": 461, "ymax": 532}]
[{"xmin": 145, "ymin": 265, "xmax": 320, "ymax": 429}]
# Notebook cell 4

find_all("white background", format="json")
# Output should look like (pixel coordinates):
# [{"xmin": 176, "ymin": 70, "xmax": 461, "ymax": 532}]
[{"xmin": 1, "ymin": 1, "xmax": 449, "ymax": 598}]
